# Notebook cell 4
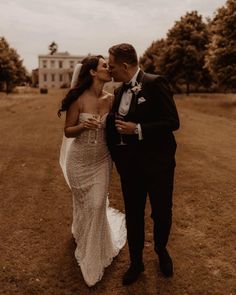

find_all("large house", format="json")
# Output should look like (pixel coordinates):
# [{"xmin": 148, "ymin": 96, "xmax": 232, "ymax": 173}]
[{"xmin": 38, "ymin": 52, "xmax": 85, "ymax": 89}]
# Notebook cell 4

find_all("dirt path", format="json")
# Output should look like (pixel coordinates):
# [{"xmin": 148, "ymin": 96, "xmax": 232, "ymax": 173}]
[{"xmin": 0, "ymin": 90, "xmax": 235, "ymax": 295}]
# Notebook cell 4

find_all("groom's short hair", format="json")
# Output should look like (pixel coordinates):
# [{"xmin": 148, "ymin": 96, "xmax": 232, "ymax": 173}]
[{"xmin": 109, "ymin": 43, "xmax": 138, "ymax": 66}]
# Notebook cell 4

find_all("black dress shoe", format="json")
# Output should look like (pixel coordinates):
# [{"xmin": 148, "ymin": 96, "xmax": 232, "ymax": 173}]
[
  {"xmin": 122, "ymin": 263, "xmax": 145, "ymax": 285},
  {"xmin": 157, "ymin": 248, "xmax": 173, "ymax": 277}
]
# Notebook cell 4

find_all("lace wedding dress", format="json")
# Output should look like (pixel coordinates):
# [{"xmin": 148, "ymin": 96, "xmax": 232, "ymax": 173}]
[{"xmin": 60, "ymin": 112, "xmax": 126, "ymax": 287}]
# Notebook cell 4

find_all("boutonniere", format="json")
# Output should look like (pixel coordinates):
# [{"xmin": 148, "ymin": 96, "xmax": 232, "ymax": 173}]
[{"xmin": 131, "ymin": 82, "xmax": 142, "ymax": 95}]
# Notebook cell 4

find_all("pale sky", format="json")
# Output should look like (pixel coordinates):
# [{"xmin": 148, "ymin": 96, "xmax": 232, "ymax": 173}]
[{"xmin": 0, "ymin": 0, "xmax": 226, "ymax": 71}]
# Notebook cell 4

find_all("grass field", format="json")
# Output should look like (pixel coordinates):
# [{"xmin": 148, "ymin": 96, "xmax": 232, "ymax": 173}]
[{"xmin": 0, "ymin": 89, "xmax": 235, "ymax": 295}]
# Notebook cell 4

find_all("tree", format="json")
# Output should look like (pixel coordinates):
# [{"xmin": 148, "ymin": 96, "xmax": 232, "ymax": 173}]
[
  {"xmin": 139, "ymin": 39, "xmax": 166, "ymax": 74},
  {"xmin": 205, "ymin": 0, "xmax": 236, "ymax": 90},
  {"xmin": 0, "ymin": 37, "xmax": 27, "ymax": 93},
  {"xmin": 48, "ymin": 42, "xmax": 58, "ymax": 55},
  {"xmin": 160, "ymin": 11, "xmax": 211, "ymax": 94}
]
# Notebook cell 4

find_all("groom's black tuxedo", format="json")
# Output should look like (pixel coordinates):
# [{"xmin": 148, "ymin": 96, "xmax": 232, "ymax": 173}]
[{"xmin": 106, "ymin": 70, "xmax": 179, "ymax": 265}]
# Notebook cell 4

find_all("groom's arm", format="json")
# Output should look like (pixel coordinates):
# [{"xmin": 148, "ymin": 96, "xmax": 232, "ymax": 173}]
[{"xmin": 140, "ymin": 76, "xmax": 180, "ymax": 137}]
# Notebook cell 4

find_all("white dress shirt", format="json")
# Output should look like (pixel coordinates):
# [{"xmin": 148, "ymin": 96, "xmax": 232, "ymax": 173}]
[{"xmin": 118, "ymin": 68, "xmax": 143, "ymax": 140}]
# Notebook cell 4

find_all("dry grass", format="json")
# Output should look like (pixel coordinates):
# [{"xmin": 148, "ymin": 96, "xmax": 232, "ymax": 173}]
[
  {"xmin": 0, "ymin": 89, "xmax": 235, "ymax": 295},
  {"xmin": 175, "ymin": 93, "xmax": 236, "ymax": 120}
]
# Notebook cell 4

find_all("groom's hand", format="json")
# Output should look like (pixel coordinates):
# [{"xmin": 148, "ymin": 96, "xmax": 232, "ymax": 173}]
[{"xmin": 115, "ymin": 120, "xmax": 136, "ymax": 134}]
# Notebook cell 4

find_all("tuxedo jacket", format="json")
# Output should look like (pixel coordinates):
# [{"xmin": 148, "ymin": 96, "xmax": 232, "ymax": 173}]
[{"xmin": 106, "ymin": 70, "xmax": 180, "ymax": 166}]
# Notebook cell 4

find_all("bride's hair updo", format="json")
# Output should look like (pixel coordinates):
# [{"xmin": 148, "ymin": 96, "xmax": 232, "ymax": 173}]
[{"xmin": 57, "ymin": 55, "xmax": 103, "ymax": 117}]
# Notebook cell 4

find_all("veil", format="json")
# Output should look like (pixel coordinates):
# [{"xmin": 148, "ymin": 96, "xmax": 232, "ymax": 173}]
[
  {"xmin": 59, "ymin": 63, "xmax": 82, "ymax": 188},
  {"xmin": 70, "ymin": 63, "xmax": 82, "ymax": 88}
]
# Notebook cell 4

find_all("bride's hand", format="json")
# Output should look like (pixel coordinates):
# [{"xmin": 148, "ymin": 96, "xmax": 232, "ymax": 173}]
[{"xmin": 83, "ymin": 118, "xmax": 99, "ymax": 130}]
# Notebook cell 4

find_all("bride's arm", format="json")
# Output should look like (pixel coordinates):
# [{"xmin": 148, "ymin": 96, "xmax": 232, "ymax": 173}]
[
  {"xmin": 64, "ymin": 101, "xmax": 85, "ymax": 138},
  {"xmin": 64, "ymin": 101, "xmax": 99, "ymax": 138}
]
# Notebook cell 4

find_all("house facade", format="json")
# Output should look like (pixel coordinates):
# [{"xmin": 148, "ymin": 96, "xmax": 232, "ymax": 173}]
[{"xmin": 38, "ymin": 52, "xmax": 85, "ymax": 89}]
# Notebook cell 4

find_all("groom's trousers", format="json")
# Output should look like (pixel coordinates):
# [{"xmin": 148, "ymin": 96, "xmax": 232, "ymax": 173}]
[{"xmin": 114, "ymin": 142, "xmax": 175, "ymax": 265}]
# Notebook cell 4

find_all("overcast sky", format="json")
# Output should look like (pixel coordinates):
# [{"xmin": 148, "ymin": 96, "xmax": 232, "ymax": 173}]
[{"xmin": 0, "ymin": 0, "xmax": 226, "ymax": 71}]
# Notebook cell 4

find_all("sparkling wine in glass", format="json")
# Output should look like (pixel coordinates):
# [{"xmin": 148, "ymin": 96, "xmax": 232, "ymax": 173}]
[
  {"xmin": 92, "ymin": 114, "xmax": 101, "ymax": 144},
  {"xmin": 115, "ymin": 113, "xmax": 126, "ymax": 145}
]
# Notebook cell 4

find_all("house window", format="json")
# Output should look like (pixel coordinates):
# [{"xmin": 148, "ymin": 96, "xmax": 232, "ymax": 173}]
[
  {"xmin": 50, "ymin": 60, "xmax": 55, "ymax": 68},
  {"xmin": 51, "ymin": 74, "xmax": 55, "ymax": 82},
  {"xmin": 43, "ymin": 74, "xmax": 47, "ymax": 81},
  {"xmin": 42, "ymin": 60, "xmax": 47, "ymax": 68},
  {"xmin": 59, "ymin": 74, "xmax": 63, "ymax": 82},
  {"xmin": 70, "ymin": 61, "xmax": 74, "ymax": 69},
  {"xmin": 59, "ymin": 60, "xmax": 63, "ymax": 68}
]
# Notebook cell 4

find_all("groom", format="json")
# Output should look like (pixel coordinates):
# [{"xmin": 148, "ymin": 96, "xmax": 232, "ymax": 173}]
[{"xmin": 106, "ymin": 43, "xmax": 180, "ymax": 285}]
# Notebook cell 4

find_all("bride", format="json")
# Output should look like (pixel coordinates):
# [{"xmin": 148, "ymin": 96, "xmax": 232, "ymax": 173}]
[{"xmin": 58, "ymin": 55, "xmax": 126, "ymax": 287}]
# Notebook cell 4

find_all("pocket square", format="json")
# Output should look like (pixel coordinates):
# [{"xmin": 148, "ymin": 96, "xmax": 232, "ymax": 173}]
[{"xmin": 138, "ymin": 97, "xmax": 146, "ymax": 104}]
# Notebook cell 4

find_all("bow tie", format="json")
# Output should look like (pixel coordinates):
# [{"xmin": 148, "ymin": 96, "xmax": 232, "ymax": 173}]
[{"xmin": 122, "ymin": 82, "xmax": 133, "ymax": 92}]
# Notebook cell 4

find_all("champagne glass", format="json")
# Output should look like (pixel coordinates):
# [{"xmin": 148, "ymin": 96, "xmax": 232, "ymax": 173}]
[
  {"xmin": 115, "ymin": 112, "xmax": 126, "ymax": 145},
  {"xmin": 92, "ymin": 114, "xmax": 101, "ymax": 144}
]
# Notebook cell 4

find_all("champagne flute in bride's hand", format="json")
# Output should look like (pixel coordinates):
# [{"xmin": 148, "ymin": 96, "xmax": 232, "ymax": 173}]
[
  {"xmin": 115, "ymin": 113, "xmax": 127, "ymax": 145},
  {"xmin": 92, "ymin": 114, "xmax": 101, "ymax": 144}
]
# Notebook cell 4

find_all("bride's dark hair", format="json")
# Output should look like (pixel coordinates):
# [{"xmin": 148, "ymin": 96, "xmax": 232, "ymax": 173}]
[{"xmin": 57, "ymin": 55, "xmax": 103, "ymax": 117}]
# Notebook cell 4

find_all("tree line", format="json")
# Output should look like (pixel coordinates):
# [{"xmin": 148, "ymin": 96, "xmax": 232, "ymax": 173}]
[
  {"xmin": 0, "ymin": 37, "xmax": 29, "ymax": 93},
  {"xmin": 139, "ymin": 0, "xmax": 236, "ymax": 94},
  {"xmin": 0, "ymin": 39, "xmax": 59, "ymax": 93}
]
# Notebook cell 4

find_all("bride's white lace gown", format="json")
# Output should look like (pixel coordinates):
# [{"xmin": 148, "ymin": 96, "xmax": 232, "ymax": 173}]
[{"xmin": 60, "ymin": 113, "xmax": 126, "ymax": 287}]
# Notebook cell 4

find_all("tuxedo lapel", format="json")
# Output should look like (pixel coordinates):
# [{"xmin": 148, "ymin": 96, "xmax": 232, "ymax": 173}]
[
  {"xmin": 136, "ymin": 69, "xmax": 144, "ymax": 84},
  {"xmin": 113, "ymin": 70, "xmax": 146, "ymax": 115},
  {"xmin": 127, "ymin": 70, "xmax": 145, "ymax": 115},
  {"xmin": 113, "ymin": 85, "xmax": 124, "ymax": 112}
]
